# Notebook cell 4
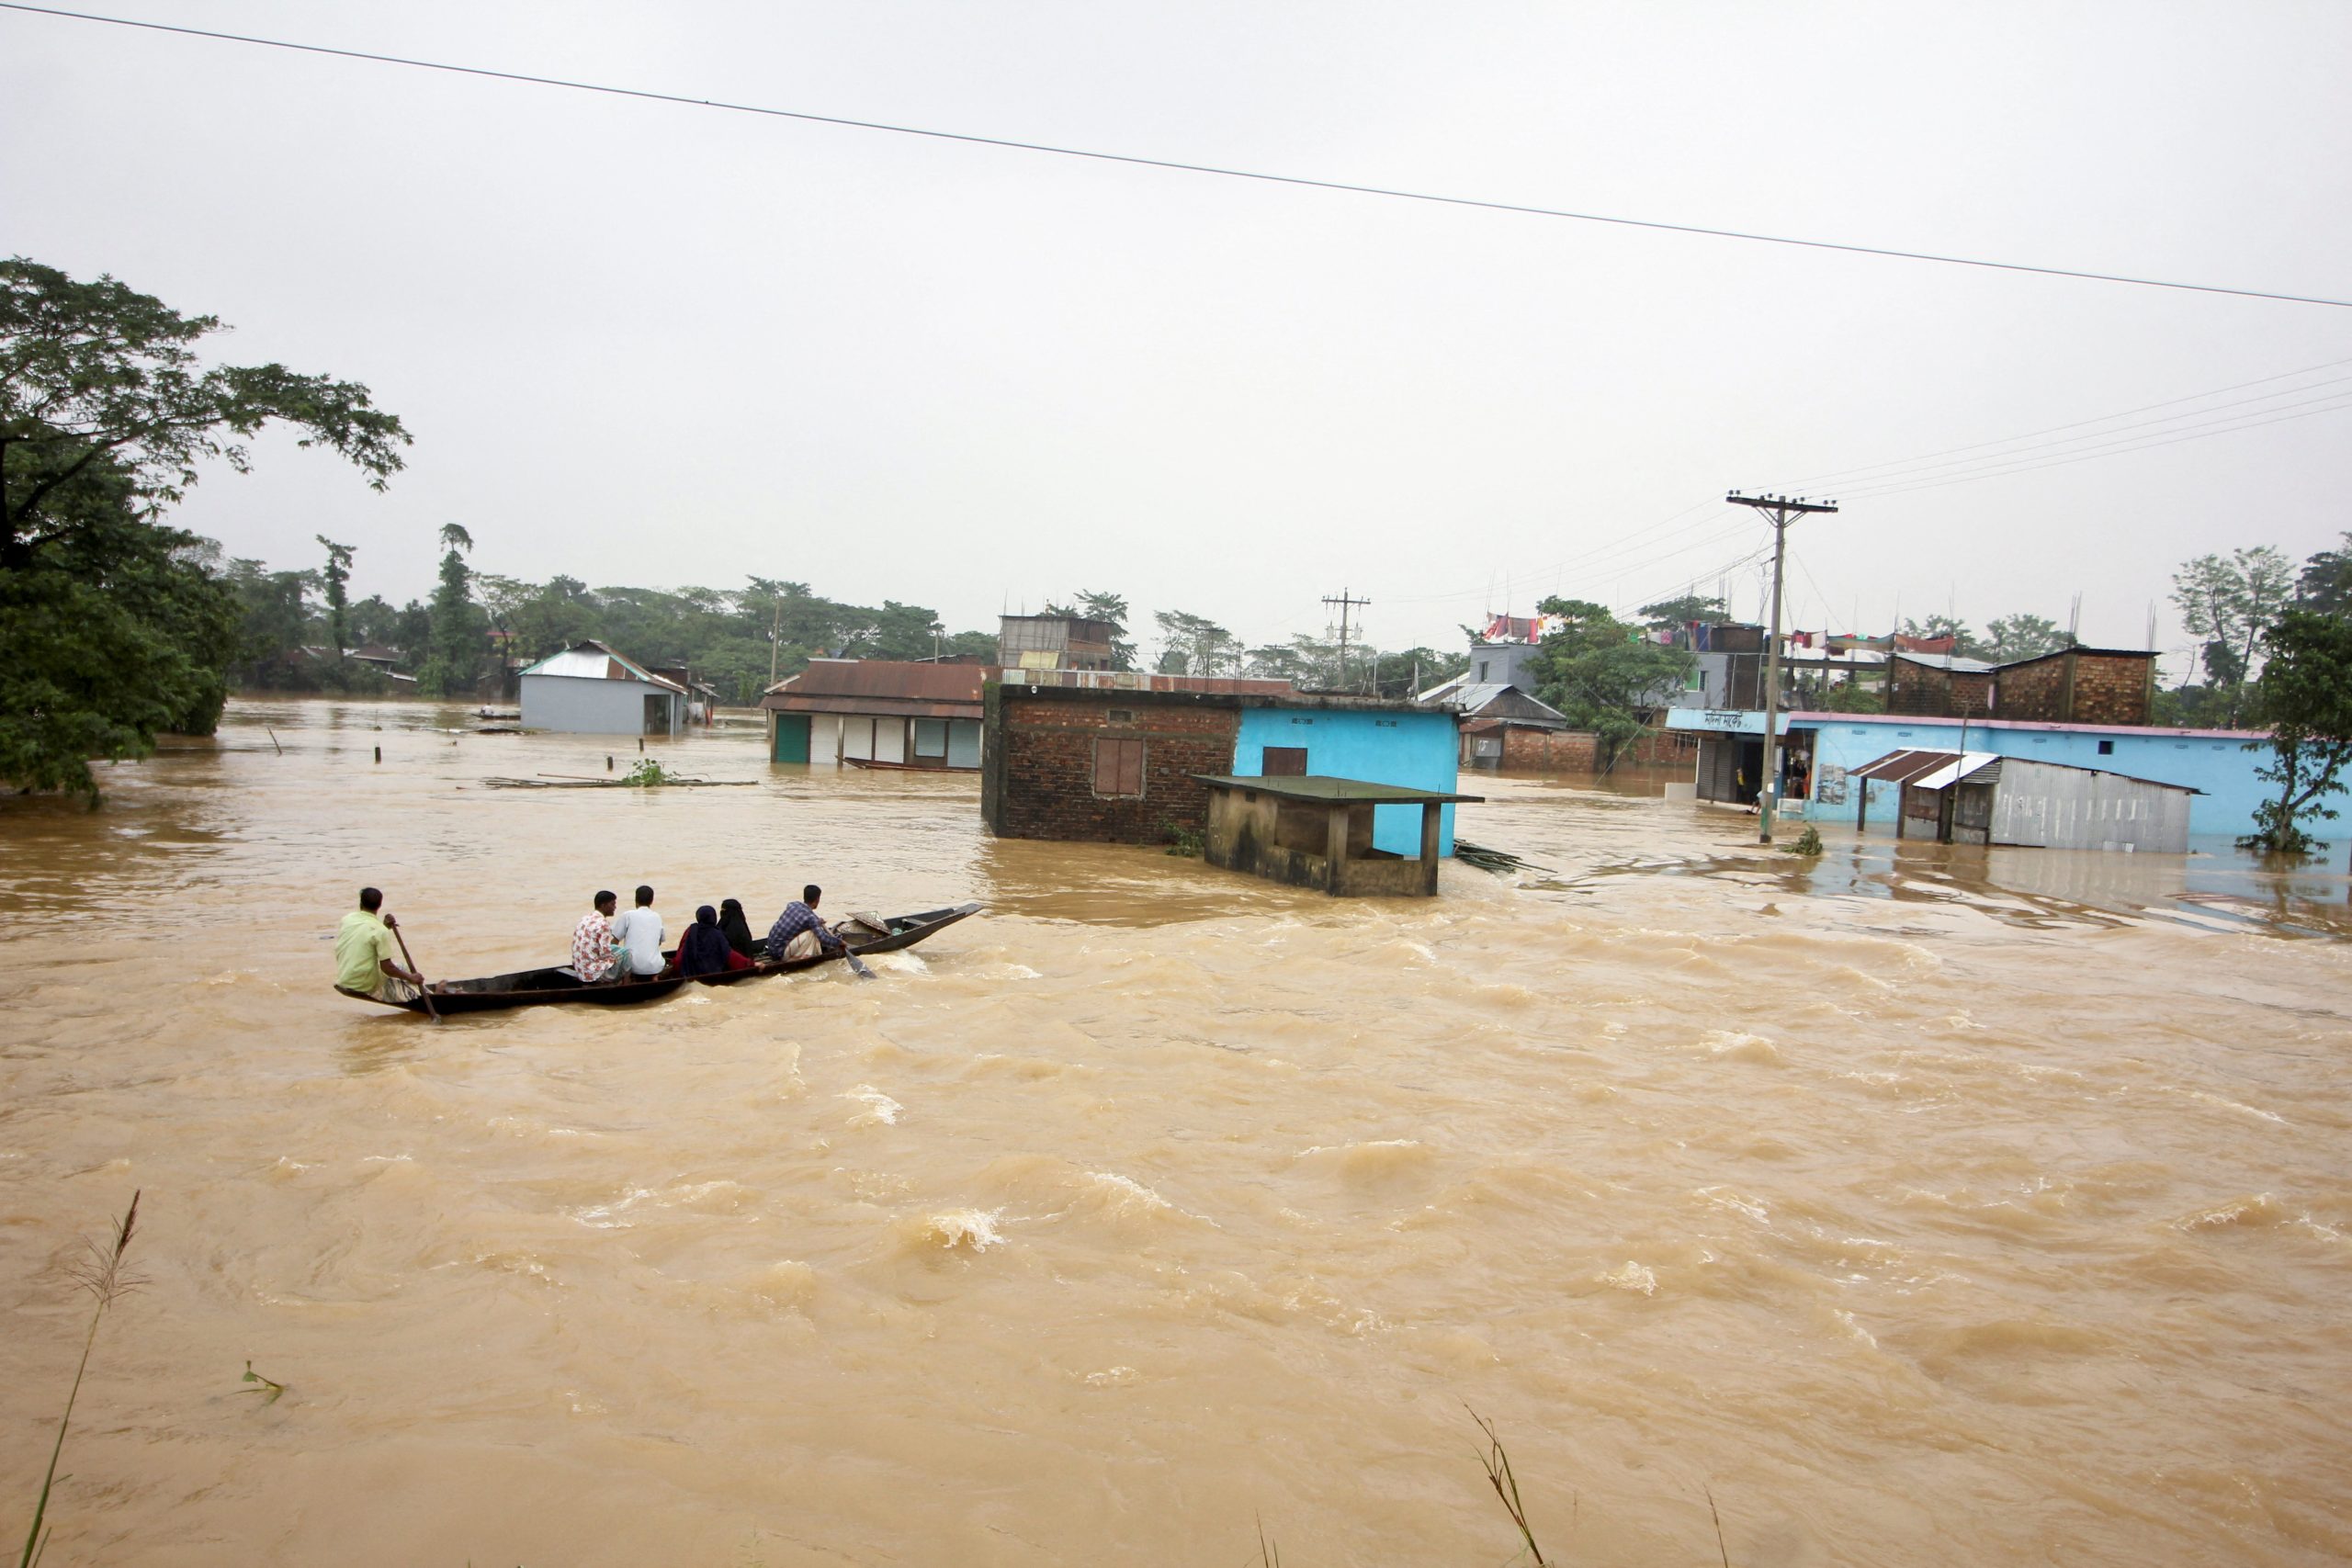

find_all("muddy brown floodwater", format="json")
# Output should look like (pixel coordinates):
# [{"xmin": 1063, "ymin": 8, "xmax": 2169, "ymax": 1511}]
[{"xmin": 3, "ymin": 699, "xmax": 2349, "ymax": 1566}]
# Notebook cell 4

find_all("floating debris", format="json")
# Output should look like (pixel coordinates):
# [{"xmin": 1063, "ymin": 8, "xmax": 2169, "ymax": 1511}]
[{"xmin": 1453, "ymin": 839, "xmax": 1556, "ymax": 876}]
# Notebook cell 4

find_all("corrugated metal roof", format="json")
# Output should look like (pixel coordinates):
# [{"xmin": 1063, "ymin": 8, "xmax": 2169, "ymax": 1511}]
[
  {"xmin": 517, "ymin": 640, "xmax": 685, "ymax": 694},
  {"xmin": 763, "ymin": 659, "xmax": 989, "ymax": 705},
  {"xmin": 1890, "ymin": 652, "xmax": 1997, "ymax": 674}
]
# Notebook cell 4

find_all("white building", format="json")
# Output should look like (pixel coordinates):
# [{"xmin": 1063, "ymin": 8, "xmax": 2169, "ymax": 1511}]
[{"xmin": 517, "ymin": 640, "xmax": 686, "ymax": 738}]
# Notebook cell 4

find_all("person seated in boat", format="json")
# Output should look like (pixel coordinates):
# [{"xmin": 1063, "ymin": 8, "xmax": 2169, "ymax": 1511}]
[
  {"xmin": 676, "ymin": 905, "xmax": 754, "ymax": 977},
  {"xmin": 611, "ymin": 885, "xmax": 668, "ymax": 980},
  {"xmin": 766, "ymin": 884, "xmax": 844, "ymax": 962},
  {"xmin": 334, "ymin": 886, "xmax": 423, "ymax": 1004},
  {"xmin": 570, "ymin": 890, "xmax": 622, "ymax": 982},
  {"xmin": 718, "ymin": 897, "xmax": 762, "ymax": 960}
]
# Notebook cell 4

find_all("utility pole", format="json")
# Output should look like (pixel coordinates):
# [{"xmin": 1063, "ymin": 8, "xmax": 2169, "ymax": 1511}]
[
  {"xmin": 1323, "ymin": 588, "xmax": 1370, "ymax": 692},
  {"xmin": 1725, "ymin": 491, "xmax": 1838, "ymax": 843},
  {"xmin": 767, "ymin": 594, "xmax": 783, "ymax": 688}
]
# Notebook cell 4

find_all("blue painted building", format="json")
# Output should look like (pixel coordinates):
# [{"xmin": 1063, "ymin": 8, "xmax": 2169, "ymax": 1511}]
[
  {"xmin": 1668, "ymin": 707, "xmax": 2272, "ymax": 840},
  {"xmin": 1236, "ymin": 705, "xmax": 1464, "ymax": 856}
]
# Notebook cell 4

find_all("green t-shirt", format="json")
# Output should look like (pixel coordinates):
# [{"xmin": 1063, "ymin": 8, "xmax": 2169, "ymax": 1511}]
[{"xmin": 335, "ymin": 910, "xmax": 396, "ymax": 992}]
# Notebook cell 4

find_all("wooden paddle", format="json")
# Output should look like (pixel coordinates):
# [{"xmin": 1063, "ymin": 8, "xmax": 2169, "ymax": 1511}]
[
  {"xmin": 831, "ymin": 922, "xmax": 876, "ymax": 980},
  {"xmin": 385, "ymin": 916, "xmax": 442, "ymax": 1023}
]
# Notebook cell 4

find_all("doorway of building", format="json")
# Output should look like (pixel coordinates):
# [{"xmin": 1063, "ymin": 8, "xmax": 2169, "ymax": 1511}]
[
  {"xmin": 771, "ymin": 714, "xmax": 810, "ymax": 763},
  {"xmin": 642, "ymin": 694, "xmax": 669, "ymax": 736}
]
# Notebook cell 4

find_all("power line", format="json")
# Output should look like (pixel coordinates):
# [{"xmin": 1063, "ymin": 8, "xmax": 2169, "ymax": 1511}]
[
  {"xmin": 1838, "ymin": 391, "xmax": 2352, "ymax": 500},
  {"xmin": 1782, "ymin": 352, "xmax": 2352, "ymax": 487},
  {"xmin": 6, "ymin": 1, "xmax": 2350, "ymax": 310},
  {"xmin": 1791, "ymin": 367, "xmax": 2352, "ymax": 492}
]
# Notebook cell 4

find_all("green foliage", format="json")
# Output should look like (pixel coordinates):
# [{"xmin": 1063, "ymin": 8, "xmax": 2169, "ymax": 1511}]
[
  {"xmin": 2171, "ymin": 547, "xmax": 2294, "ymax": 727},
  {"xmin": 416, "ymin": 528, "xmax": 482, "ymax": 698},
  {"xmin": 1154, "ymin": 609, "xmax": 1241, "ymax": 677},
  {"xmin": 315, "ymin": 536, "xmax": 354, "ymax": 660},
  {"xmin": 1, "ymin": 257, "xmax": 408, "ymax": 565},
  {"xmin": 1823, "ymin": 681, "xmax": 1884, "ymax": 714},
  {"xmin": 1, "ymin": 257, "xmax": 406, "ymax": 795},
  {"xmin": 1781, "ymin": 824, "xmax": 1825, "ymax": 856},
  {"xmin": 1983, "ymin": 613, "xmax": 2075, "ymax": 661},
  {"xmin": 619, "ymin": 756, "xmax": 677, "ymax": 787},
  {"xmin": 1525, "ymin": 596, "xmax": 1694, "ymax": 766},
  {"xmin": 2298, "ymin": 532, "xmax": 2352, "ymax": 618},
  {"xmin": 1161, "ymin": 820, "xmax": 1204, "ymax": 858},
  {"xmin": 2237, "ymin": 608, "xmax": 2352, "ymax": 856},
  {"xmin": 0, "ymin": 455, "xmax": 241, "ymax": 801},
  {"xmin": 1638, "ymin": 593, "xmax": 1728, "ymax": 628}
]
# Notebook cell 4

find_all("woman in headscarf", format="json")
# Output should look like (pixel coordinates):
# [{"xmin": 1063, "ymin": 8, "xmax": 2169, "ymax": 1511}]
[
  {"xmin": 718, "ymin": 898, "xmax": 761, "ymax": 959},
  {"xmin": 676, "ymin": 905, "xmax": 751, "ymax": 977}
]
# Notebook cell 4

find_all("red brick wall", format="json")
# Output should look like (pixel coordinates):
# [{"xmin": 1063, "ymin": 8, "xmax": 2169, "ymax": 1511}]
[
  {"xmin": 1498, "ymin": 728, "xmax": 1600, "ymax": 771},
  {"xmin": 983, "ymin": 691, "xmax": 1239, "ymax": 843},
  {"xmin": 1995, "ymin": 656, "xmax": 2067, "ymax": 721},
  {"xmin": 2064, "ymin": 652, "xmax": 2153, "ymax": 725},
  {"xmin": 1888, "ymin": 660, "xmax": 1952, "ymax": 716}
]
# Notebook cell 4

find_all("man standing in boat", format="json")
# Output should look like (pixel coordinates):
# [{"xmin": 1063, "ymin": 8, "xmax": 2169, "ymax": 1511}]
[
  {"xmin": 334, "ymin": 887, "xmax": 423, "ymax": 1005},
  {"xmin": 766, "ymin": 885, "xmax": 844, "ymax": 962}
]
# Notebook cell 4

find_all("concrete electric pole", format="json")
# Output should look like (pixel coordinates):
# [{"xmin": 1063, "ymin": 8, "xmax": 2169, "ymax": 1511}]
[
  {"xmin": 1322, "ymin": 588, "xmax": 1370, "ymax": 692},
  {"xmin": 1724, "ymin": 491, "xmax": 1838, "ymax": 843}
]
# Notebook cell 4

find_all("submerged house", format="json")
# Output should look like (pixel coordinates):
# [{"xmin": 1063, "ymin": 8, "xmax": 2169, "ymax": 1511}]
[
  {"xmin": 517, "ymin": 640, "xmax": 686, "ymax": 737},
  {"xmin": 1197, "ymin": 774, "xmax": 1484, "ymax": 896},
  {"xmin": 1849, "ymin": 749, "xmax": 2196, "ymax": 852},
  {"xmin": 760, "ymin": 660, "xmax": 988, "ymax": 767},
  {"xmin": 982, "ymin": 682, "xmax": 1464, "ymax": 858}
]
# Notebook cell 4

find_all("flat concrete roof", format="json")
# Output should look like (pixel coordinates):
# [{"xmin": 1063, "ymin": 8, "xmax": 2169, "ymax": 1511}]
[{"xmin": 1193, "ymin": 773, "xmax": 1485, "ymax": 805}]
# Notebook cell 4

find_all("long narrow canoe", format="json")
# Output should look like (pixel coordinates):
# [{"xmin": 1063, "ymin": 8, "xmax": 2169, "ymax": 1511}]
[{"xmin": 341, "ymin": 903, "xmax": 982, "ymax": 1016}]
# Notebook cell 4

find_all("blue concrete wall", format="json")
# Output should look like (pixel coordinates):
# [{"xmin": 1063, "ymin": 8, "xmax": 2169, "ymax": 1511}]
[
  {"xmin": 1781, "ymin": 716, "xmax": 2270, "ymax": 838},
  {"xmin": 1233, "ymin": 707, "xmax": 1463, "ymax": 855}
]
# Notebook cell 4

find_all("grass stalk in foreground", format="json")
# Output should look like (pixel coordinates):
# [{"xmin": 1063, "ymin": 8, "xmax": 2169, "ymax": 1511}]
[
  {"xmin": 1466, "ymin": 1404, "xmax": 1547, "ymax": 1566},
  {"xmin": 17, "ymin": 1190, "xmax": 142, "ymax": 1568}
]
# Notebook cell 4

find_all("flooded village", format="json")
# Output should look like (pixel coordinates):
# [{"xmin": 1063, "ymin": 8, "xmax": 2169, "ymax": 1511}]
[{"xmin": 7, "ymin": 5, "xmax": 2352, "ymax": 1565}]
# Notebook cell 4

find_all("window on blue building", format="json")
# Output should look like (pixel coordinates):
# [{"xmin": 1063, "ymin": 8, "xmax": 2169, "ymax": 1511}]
[{"xmin": 2098, "ymin": 739, "xmax": 2114, "ymax": 755}]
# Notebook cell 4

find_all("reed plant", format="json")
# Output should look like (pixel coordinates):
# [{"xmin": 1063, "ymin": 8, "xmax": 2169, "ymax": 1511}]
[{"xmin": 17, "ymin": 1191, "xmax": 142, "ymax": 1568}]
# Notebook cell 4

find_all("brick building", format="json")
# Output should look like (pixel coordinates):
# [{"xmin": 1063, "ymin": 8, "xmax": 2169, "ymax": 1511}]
[
  {"xmin": 982, "ymin": 683, "xmax": 1464, "ymax": 852},
  {"xmin": 1887, "ymin": 653, "xmax": 1996, "ymax": 717},
  {"xmin": 1992, "ymin": 648, "xmax": 2156, "ymax": 726}
]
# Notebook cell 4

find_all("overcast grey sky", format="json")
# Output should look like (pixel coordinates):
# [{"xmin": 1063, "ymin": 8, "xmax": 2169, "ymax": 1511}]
[{"xmin": 6, "ymin": 1, "xmax": 2348, "ymax": 671}]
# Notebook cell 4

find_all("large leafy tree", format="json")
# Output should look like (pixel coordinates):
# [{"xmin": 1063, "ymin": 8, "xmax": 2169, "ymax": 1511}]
[
  {"xmin": 1, "ymin": 257, "xmax": 409, "ymax": 795},
  {"xmin": 2237, "ymin": 608, "xmax": 2352, "ymax": 856},
  {"xmin": 316, "ymin": 536, "xmax": 354, "ymax": 659},
  {"xmin": 0, "ymin": 453, "xmax": 241, "ymax": 800},
  {"xmin": 1526, "ymin": 596, "xmax": 1694, "ymax": 766},
  {"xmin": 1154, "ymin": 609, "xmax": 1241, "ymax": 677},
  {"xmin": 2171, "ymin": 547, "xmax": 2294, "ymax": 726},
  {"xmin": 2297, "ymin": 532, "xmax": 2351, "ymax": 617}
]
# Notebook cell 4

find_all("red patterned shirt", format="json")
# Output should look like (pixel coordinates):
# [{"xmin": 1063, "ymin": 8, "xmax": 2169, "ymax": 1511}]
[{"xmin": 571, "ymin": 910, "xmax": 616, "ymax": 979}]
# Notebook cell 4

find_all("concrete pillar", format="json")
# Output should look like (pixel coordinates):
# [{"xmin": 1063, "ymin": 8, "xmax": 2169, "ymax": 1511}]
[
  {"xmin": 1325, "ymin": 803, "xmax": 1349, "ymax": 894},
  {"xmin": 1420, "ymin": 800, "xmax": 1442, "ymax": 895}
]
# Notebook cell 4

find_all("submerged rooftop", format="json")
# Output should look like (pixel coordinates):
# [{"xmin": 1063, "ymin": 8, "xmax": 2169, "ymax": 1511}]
[{"xmin": 1192, "ymin": 773, "xmax": 1485, "ymax": 806}]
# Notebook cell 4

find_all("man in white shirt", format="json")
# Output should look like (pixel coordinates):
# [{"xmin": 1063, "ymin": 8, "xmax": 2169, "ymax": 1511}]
[{"xmin": 610, "ymin": 885, "xmax": 667, "ymax": 978}]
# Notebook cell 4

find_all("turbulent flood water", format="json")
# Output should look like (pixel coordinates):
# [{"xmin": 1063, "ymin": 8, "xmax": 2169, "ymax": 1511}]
[{"xmin": 4, "ymin": 698, "xmax": 2349, "ymax": 1566}]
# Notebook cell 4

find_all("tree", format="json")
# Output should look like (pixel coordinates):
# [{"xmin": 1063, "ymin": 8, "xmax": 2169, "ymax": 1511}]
[
  {"xmin": 2237, "ymin": 608, "xmax": 2352, "ymax": 856},
  {"xmin": 316, "ymin": 536, "xmax": 354, "ymax": 660},
  {"xmin": 417, "ymin": 523, "xmax": 482, "ymax": 697},
  {"xmin": 1983, "ymin": 613, "xmax": 2075, "ymax": 662},
  {"xmin": 1638, "ymin": 594, "xmax": 1729, "ymax": 629},
  {"xmin": 0, "ymin": 453, "xmax": 242, "ymax": 800},
  {"xmin": 1, "ymin": 257, "xmax": 409, "ymax": 795},
  {"xmin": 1154, "ymin": 609, "xmax": 1240, "ymax": 677},
  {"xmin": 2171, "ymin": 547, "xmax": 2294, "ymax": 726},
  {"xmin": 2297, "ymin": 532, "xmax": 2351, "ymax": 618},
  {"xmin": 1526, "ymin": 597, "xmax": 1694, "ymax": 767},
  {"xmin": 1, "ymin": 258, "xmax": 408, "ymax": 570}
]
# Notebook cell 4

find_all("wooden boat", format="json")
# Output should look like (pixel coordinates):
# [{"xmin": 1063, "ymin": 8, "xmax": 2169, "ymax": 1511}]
[
  {"xmin": 842, "ymin": 756, "xmax": 978, "ymax": 773},
  {"xmin": 341, "ymin": 903, "xmax": 982, "ymax": 1016}
]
